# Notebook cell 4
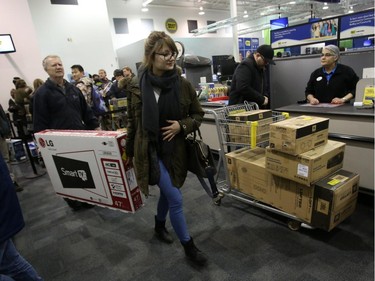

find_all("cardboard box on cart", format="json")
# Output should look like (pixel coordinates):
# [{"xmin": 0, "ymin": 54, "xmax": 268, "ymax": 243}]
[
  {"xmin": 225, "ymin": 147, "xmax": 251, "ymax": 189},
  {"xmin": 265, "ymin": 140, "xmax": 346, "ymax": 186},
  {"xmin": 227, "ymin": 110, "xmax": 273, "ymax": 144},
  {"xmin": 311, "ymin": 169, "xmax": 359, "ymax": 231},
  {"xmin": 269, "ymin": 115, "xmax": 329, "ymax": 155},
  {"xmin": 34, "ymin": 130, "xmax": 143, "ymax": 213},
  {"xmin": 234, "ymin": 148, "xmax": 314, "ymax": 223}
]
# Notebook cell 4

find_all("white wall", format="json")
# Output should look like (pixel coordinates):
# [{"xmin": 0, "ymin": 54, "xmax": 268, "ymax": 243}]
[
  {"xmin": 28, "ymin": 0, "xmax": 118, "ymax": 79},
  {"xmin": 106, "ymin": 0, "xmax": 232, "ymax": 49},
  {"xmin": 0, "ymin": 0, "xmax": 45, "ymax": 110}
]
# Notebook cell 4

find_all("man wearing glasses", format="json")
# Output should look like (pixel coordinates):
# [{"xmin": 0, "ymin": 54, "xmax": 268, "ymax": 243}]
[
  {"xmin": 305, "ymin": 45, "xmax": 359, "ymax": 105},
  {"xmin": 228, "ymin": 44, "xmax": 275, "ymax": 107}
]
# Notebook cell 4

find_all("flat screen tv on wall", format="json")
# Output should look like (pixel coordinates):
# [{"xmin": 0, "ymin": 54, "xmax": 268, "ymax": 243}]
[{"xmin": 0, "ymin": 34, "xmax": 16, "ymax": 53}]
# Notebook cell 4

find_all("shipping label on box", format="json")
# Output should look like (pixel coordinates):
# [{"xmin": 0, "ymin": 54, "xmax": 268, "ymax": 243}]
[
  {"xmin": 266, "ymin": 140, "xmax": 345, "ymax": 186},
  {"xmin": 34, "ymin": 130, "xmax": 143, "ymax": 213},
  {"xmin": 311, "ymin": 169, "xmax": 359, "ymax": 231},
  {"xmin": 269, "ymin": 115, "xmax": 329, "ymax": 155}
]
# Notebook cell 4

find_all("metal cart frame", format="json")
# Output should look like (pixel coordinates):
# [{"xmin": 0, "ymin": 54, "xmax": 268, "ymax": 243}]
[{"xmin": 205, "ymin": 102, "xmax": 312, "ymax": 231}]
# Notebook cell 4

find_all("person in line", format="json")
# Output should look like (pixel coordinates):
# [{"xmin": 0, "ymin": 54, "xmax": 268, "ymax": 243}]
[
  {"xmin": 96, "ymin": 68, "xmax": 113, "ymax": 107},
  {"xmin": 12, "ymin": 77, "xmax": 21, "ymax": 87},
  {"xmin": 8, "ymin": 88, "xmax": 23, "ymax": 138},
  {"xmin": 228, "ymin": 44, "xmax": 275, "ymax": 108},
  {"xmin": 305, "ymin": 45, "xmax": 359, "ymax": 105},
  {"xmin": 33, "ymin": 55, "xmax": 100, "ymax": 210},
  {"xmin": 75, "ymin": 77, "xmax": 107, "ymax": 121},
  {"xmin": 122, "ymin": 66, "xmax": 137, "ymax": 82},
  {"xmin": 29, "ymin": 78, "xmax": 45, "ymax": 117},
  {"xmin": 14, "ymin": 79, "xmax": 33, "ymax": 137},
  {"xmin": 70, "ymin": 64, "xmax": 85, "ymax": 83},
  {"xmin": 108, "ymin": 69, "xmax": 127, "ymax": 99},
  {"xmin": 0, "ymin": 153, "xmax": 43, "ymax": 280},
  {"xmin": 0, "ymin": 104, "xmax": 22, "ymax": 192},
  {"xmin": 125, "ymin": 31, "xmax": 207, "ymax": 265}
]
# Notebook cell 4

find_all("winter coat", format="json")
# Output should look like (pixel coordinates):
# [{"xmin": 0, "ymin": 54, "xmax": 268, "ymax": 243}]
[
  {"xmin": 0, "ymin": 105, "xmax": 11, "ymax": 138},
  {"xmin": 0, "ymin": 153, "xmax": 25, "ymax": 243},
  {"xmin": 125, "ymin": 76, "xmax": 204, "ymax": 196},
  {"xmin": 228, "ymin": 56, "xmax": 269, "ymax": 107},
  {"xmin": 33, "ymin": 78, "xmax": 99, "ymax": 133}
]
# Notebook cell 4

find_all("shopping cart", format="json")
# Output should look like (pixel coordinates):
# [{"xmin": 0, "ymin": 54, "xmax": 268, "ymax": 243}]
[{"xmin": 205, "ymin": 101, "xmax": 309, "ymax": 231}]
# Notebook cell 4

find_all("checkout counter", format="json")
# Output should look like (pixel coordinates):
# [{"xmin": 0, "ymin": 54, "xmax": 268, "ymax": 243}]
[{"xmin": 275, "ymin": 103, "xmax": 374, "ymax": 194}]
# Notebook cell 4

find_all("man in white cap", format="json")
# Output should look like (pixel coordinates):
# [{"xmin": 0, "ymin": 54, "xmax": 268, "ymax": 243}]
[
  {"xmin": 229, "ymin": 44, "xmax": 275, "ymax": 108},
  {"xmin": 305, "ymin": 44, "xmax": 359, "ymax": 105}
]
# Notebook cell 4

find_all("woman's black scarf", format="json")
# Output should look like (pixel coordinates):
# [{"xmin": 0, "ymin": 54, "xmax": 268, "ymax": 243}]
[{"xmin": 140, "ymin": 68, "xmax": 181, "ymax": 183}]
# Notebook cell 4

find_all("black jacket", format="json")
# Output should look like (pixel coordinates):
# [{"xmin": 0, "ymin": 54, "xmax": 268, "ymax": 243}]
[
  {"xmin": 0, "ymin": 153, "xmax": 25, "ymax": 243},
  {"xmin": 33, "ymin": 78, "xmax": 99, "ymax": 133},
  {"xmin": 109, "ymin": 80, "xmax": 127, "ymax": 99},
  {"xmin": 228, "ymin": 56, "xmax": 268, "ymax": 107},
  {"xmin": 305, "ymin": 63, "xmax": 359, "ymax": 103}
]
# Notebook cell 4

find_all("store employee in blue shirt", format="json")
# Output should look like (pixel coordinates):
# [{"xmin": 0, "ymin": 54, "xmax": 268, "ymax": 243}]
[{"xmin": 305, "ymin": 45, "xmax": 359, "ymax": 105}]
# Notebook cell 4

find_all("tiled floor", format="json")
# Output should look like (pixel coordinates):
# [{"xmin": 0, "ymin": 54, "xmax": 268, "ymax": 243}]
[{"xmin": 12, "ymin": 160, "xmax": 374, "ymax": 281}]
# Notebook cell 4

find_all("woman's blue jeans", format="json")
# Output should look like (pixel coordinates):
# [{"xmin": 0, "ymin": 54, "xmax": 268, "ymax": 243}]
[
  {"xmin": 156, "ymin": 160, "xmax": 190, "ymax": 243},
  {"xmin": 0, "ymin": 239, "xmax": 43, "ymax": 281}
]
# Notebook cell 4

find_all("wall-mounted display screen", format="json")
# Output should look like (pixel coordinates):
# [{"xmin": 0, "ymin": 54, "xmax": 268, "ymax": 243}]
[
  {"xmin": 270, "ymin": 17, "xmax": 289, "ymax": 30},
  {"xmin": 0, "ymin": 34, "xmax": 16, "ymax": 53}
]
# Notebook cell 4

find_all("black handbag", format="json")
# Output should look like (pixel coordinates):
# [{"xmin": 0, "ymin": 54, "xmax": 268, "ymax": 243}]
[{"xmin": 185, "ymin": 127, "xmax": 219, "ymax": 199}]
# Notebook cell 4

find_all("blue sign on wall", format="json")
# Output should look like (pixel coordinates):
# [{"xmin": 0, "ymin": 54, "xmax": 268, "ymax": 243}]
[
  {"xmin": 238, "ymin": 37, "xmax": 259, "ymax": 60},
  {"xmin": 340, "ymin": 10, "xmax": 375, "ymax": 39},
  {"xmin": 271, "ymin": 18, "xmax": 338, "ymax": 48}
]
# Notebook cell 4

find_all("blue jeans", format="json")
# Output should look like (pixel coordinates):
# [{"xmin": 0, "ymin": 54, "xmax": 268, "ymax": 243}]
[
  {"xmin": 0, "ymin": 239, "xmax": 43, "ymax": 281},
  {"xmin": 156, "ymin": 160, "xmax": 190, "ymax": 243}
]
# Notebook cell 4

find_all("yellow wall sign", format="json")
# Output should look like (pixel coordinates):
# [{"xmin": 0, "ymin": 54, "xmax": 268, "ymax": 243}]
[{"xmin": 165, "ymin": 18, "xmax": 178, "ymax": 33}]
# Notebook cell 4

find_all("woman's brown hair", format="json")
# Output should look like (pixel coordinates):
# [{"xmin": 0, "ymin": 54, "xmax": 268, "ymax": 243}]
[{"xmin": 142, "ymin": 31, "xmax": 177, "ymax": 71}]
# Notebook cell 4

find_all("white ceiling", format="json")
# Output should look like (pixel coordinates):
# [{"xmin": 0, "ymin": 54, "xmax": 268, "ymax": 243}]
[
  {"xmin": 145, "ymin": 0, "xmax": 373, "ymax": 15},
  {"xmin": 143, "ymin": 0, "xmax": 374, "ymax": 35}
]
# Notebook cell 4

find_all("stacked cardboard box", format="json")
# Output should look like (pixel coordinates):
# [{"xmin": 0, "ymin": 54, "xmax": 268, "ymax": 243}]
[
  {"xmin": 227, "ymin": 109, "xmax": 273, "ymax": 145},
  {"xmin": 265, "ymin": 140, "xmax": 345, "ymax": 186},
  {"xmin": 268, "ymin": 115, "xmax": 329, "ymax": 155},
  {"xmin": 225, "ymin": 115, "xmax": 359, "ymax": 231}
]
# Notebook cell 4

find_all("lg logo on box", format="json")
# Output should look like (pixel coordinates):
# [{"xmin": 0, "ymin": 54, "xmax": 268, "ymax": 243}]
[{"xmin": 38, "ymin": 138, "xmax": 54, "ymax": 148}]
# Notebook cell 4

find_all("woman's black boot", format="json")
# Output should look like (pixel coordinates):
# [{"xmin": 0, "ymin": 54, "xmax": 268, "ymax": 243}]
[
  {"xmin": 181, "ymin": 237, "xmax": 208, "ymax": 266},
  {"xmin": 154, "ymin": 216, "xmax": 173, "ymax": 244}
]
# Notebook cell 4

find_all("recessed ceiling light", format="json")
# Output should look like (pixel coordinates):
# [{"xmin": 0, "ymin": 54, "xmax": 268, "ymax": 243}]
[
  {"xmin": 199, "ymin": 11, "xmax": 205, "ymax": 15},
  {"xmin": 141, "ymin": 7, "xmax": 148, "ymax": 12}
]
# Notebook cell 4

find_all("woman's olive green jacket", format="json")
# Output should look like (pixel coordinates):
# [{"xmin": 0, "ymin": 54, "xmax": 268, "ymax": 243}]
[{"xmin": 124, "ymin": 76, "xmax": 204, "ymax": 196}]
